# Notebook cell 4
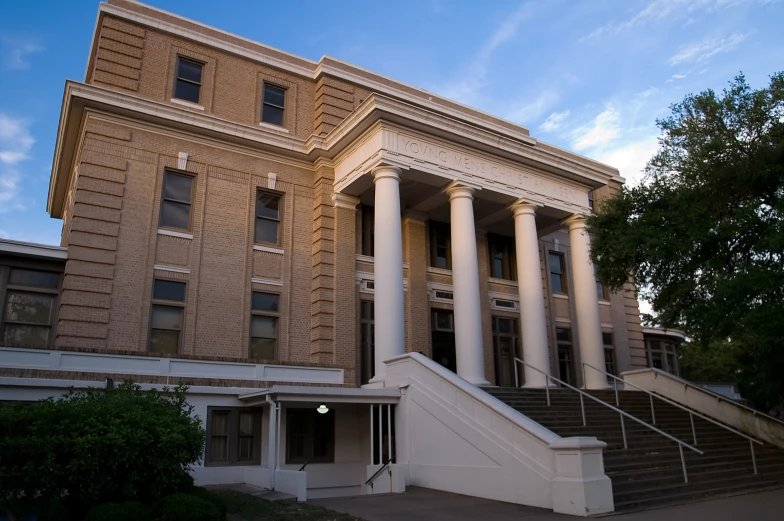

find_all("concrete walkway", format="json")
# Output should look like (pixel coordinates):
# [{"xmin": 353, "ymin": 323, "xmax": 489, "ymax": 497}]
[{"xmin": 312, "ymin": 486, "xmax": 784, "ymax": 521}]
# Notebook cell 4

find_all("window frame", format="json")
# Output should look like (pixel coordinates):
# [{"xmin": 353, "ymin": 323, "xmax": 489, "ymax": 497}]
[
  {"xmin": 360, "ymin": 205, "xmax": 375, "ymax": 257},
  {"xmin": 555, "ymin": 327, "xmax": 575, "ymax": 384},
  {"xmin": 488, "ymin": 234, "xmax": 517, "ymax": 281},
  {"xmin": 260, "ymin": 82, "xmax": 287, "ymax": 127},
  {"xmin": 360, "ymin": 300, "xmax": 375, "ymax": 385},
  {"xmin": 548, "ymin": 252, "xmax": 567, "ymax": 295},
  {"xmin": 602, "ymin": 332, "xmax": 616, "ymax": 377},
  {"xmin": 158, "ymin": 169, "xmax": 196, "ymax": 232},
  {"xmin": 204, "ymin": 407, "xmax": 263, "ymax": 467},
  {"xmin": 254, "ymin": 188, "xmax": 284, "ymax": 247},
  {"xmin": 249, "ymin": 291, "xmax": 281, "ymax": 361},
  {"xmin": 172, "ymin": 55, "xmax": 204, "ymax": 105},
  {"xmin": 147, "ymin": 278, "xmax": 187, "ymax": 355},
  {"xmin": 0, "ymin": 266, "xmax": 61, "ymax": 349},
  {"xmin": 428, "ymin": 220, "xmax": 452, "ymax": 270},
  {"xmin": 285, "ymin": 408, "xmax": 335, "ymax": 464}
]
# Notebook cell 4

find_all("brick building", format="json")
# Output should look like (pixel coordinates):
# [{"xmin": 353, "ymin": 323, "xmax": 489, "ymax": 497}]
[{"xmin": 2, "ymin": 0, "xmax": 749, "ymax": 515}]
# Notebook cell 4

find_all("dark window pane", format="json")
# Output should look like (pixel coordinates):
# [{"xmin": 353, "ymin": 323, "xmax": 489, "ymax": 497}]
[
  {"xmin": 497, "ymin": 318, "xmax": 512, "ymax": 335},
  {"xmin": 492, "ymin": 255, "xmax": 504, "ymax": 279},
  {"xmin": 153, "ymin": 280, "xmax": 186, "ymax": 302},
  {"xmin": 556, "ymin": 328, "xmax": 571, "ymax": 343},
  {"xmin": 256, "ymin": 192, "xmax": 280, "ymax": 219},
  {"xmin": 3, "ymin": 324, "xmax": 50, "ymax": 348},
  {"xmin": 250, "ymin": 338, "xmax": 276, "ymax": 360},
  {"xmin": 9, "ymin": 269, "xmax": 60, "ymax": 289},
  {"xmin": 264, "ymin": 85, "xmax": 285, "ymax": 107},
  {"xmin": 239, "ymin": 412, "xmax": 254, "ymax": 435},
  {"xmin": 255, "ymin": 218, "xmax": 279, "ymax": 244},
  {"xmin": 177, "ymin": 58, "xmax": 203, "ymax": 83},
  {"xmin": 651, "ymin": 352, "xmax": 663, "ymax": 369},
  {"xmin": 361, "ymin": 206, "xmax": 374, "ymax": 257},
  {"xmin": 549, "ymin": 253, "xmax": 563, "ymax": 274},
  {"xmin": 238, "ymin": 437, "xmax": 253, "ymax": 461},
  {"xmin": 174, "ymin": 79, "xmax": 200, "ymax": 103},
  {"xmin": 150, "ymin": 329, "xmax": 180, "ymax": 354},
  {"xmin": 211, "ymin": 411, "xmax": 229, "ymax": 435},
  {"xmin": 4, "ymin": 292, "xmax": 54, "ymax": 324},
  {"xmin": 164, "ymin": 172, "xmax": 193, "ymax": 202},
  {"xmin": 251, "ymin": 292, "xmax": 279, "ymax": 312},
  {"xmin": 434, "ymin": 311, "xmax": 452, "ymax": 331},
  {"xmin": 210, "ymin": 437, "xmax": 228, "ymax": 461},
  {"xmin": 251, "ymin": 315, "xmax": 276, "ymax": 339},
  {"xmin": 261, "ymin": 105, "xmax": 284, "ymax": 126},
  {"xmin": 160, "ymin": 201, "xmax": 191, "ymax": 230},
  {"xmin": 550, "ymin": 273, "xmax": 563, "ymax": 293},
  {"xmin": 151, "ymin": 305, "xmax": 183, "ymax": 330},
  {"xmin": 602, "ymin": 332, "xmax": 613, "ymax": 346},
  {"xmin": 597, "ymin": 281, "xmax": 606, "ymax": 300}
]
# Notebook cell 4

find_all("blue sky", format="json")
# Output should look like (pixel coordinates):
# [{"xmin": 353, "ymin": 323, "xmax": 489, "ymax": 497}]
[{"xmin": 0, "ymin": 0, "xmax": 783, "ymax": 246}]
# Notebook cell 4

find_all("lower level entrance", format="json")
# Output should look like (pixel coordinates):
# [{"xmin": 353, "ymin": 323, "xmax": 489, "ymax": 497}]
[
  {"xmin": 431, "ymin": 309, "xmax": 456, "ymax": 372},
  {"xmin": 492, "ymin": 316, "xmax": 519, "ymax": 387}
]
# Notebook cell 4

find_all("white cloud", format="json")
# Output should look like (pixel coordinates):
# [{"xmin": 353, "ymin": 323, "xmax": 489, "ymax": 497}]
[
  {"xmin": 665, "ymin": 73, "xmax": 688, "ymax": 83},
  {"xmin": 639, "ymin": 87, "xmax": 659, "ymax": 98},
  {"xmin": 571, "ymin": 106, "xmax": 622, "ymax": 151},
  {"xmin": 0, "ymin": 113, "xmax": 35, "ymax": 213},
  {"xmin": 505, "ymin": 90, "xmax": 559, "ymax": 126},
  {"xmin": 0, "ymin": 229, "xmax": 9, "ymax": 239},
  {"xmin": 435, "ymin": 3, "xmax": 532, "ymax": 104},
  {"xmin": 538, "ymin": 110, "xmax": 571, "ymax": 133},
  {"xmin": 593, "ymin": 135, "xmax": 660, "ymax": 186},
  {"xmin": 1, "ymin": 36, "xmax": 44, "ymax": 70},
  {"xmin": 667, "ymin": 33, "xmax": 748, "ymax": 65}
]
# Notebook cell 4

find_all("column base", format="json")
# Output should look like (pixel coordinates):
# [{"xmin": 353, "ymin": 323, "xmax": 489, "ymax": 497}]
[
  {"xmin": 582, "ymin": 383, "xmax": 613, "ymax": 391},
  {"xmin": 522, "ymin": 381, "xmax": 559, "ymax": 389},
  {"xmin": 367, "ymin": 374, "xmax": 387, "ymax": 386},
  {"xmin": 463, "ymin": 376, "xmax": 491, "ymax": 386}
]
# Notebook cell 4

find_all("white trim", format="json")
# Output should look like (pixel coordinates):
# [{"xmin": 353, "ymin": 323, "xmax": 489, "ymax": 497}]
[
  {"xmin": 177, "ymin": 151, "xmax": 189, "ymax": 170},
  {"xmin": 251, "ymin": 277, "xmax": 283, "ymax": 287},
  {"xmin": 598, "ymin": 300, "xmax": 612, "ymax": 306},
  {"xmin": 488, "ymin": 291, "xmax": 520, "ymax": 312},
  {"xmin": 258, "ymin": 121, "xmax": 289, "ymax": 133},
  {"xmin": 154, "ymin": 264, "xmax": 191, "ymax": 274},
  {"xmin": 601, "ymin": 323, "xmax": 615, "ymax": 329},
  {"xmin": 0, "ymin": 347, "xmax": 344, "ymax": 385},
  {"xmin": 239, "ymin": 384, "xmax": 400, "ymax": 405},
  {"xmin": 358, "ymin": 279, "xmax": 375, "ymax": 294},
  {"xmin": 253, "ymin": 245, "xmax": 284, "ymax": 254},
  {"xmin": 554, "ymin": 318, "xmax": 571, "ymax": 323},
  {"xmin": 0, "ymin": 238, "xmax": 67, "ymax": 260},
  {"xmin": 487, "ymin": 277, "xmax": 519, "ymax": 288},
  {"xmin": 0, "ymin": 376, "xmax": 264, "ymax": 396},
  {"xmin": 157, "ymin": 228, "xmax": 193, "ymax": 240},
  {"xmin": 170, "ymin": 98, "xmax": 205, "ymax": 111},
  {"xmin": 426, "ymin": 266, "xmax": 452, "ymax": 277},
  {"xmin": 642, "ymin": 327, "xmax": 687, "ymax": 341},
  {"xmin": 355, "ymin": 254, "xmax": 374, "ymax": 264},
  {"xmin": 267, "ymin": 172, "xmax": 277, "ymax": 190},
  {"xmin": 552, "ymin": 293, "xmax": 569, "ymax": 300}
]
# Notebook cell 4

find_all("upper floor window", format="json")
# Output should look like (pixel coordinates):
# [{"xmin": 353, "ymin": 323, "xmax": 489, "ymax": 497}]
[
  {"xmin": 159, "ymin": 171, "xmax": 194, "ymax": 231},
  {"xmin": 173, "ymin": 57, "xmax": 203, "ymax": 104},
  {"xmin": 250, "ymin": 291, "xmax": 279, "ymax": 360},
  {"xmin": 149, "ymin": 279, "xmax": 186, "ymax": 355},
  {"xmin": 603, "ymin": 332, "xmax": 616, "ymax": 376},
  {"xmin": 1, "ymin": 268, "xmax": 60, "ymax": 348},
  {"xmin": 588, "ymin": 190, "xmax": 595, "ymax": 211},
  {"xmin": 488, "ymin": 234, "xmax": 517, "ymax": 281},
  {"xmin": 261, "ymin": 84, "xmax": 286, "ymax": 126},
  {"xmin": 360, "ymin": 205, "xmax": 374, "ymax": 257},
  {"xmin": 429, "ymin": 221, "xmax": 451, "ymax": 270},
  {"xmin": 255, "ymin": 190, "xmax": 282, "ymax": 245},
  {"xmin": 549, "ymin": 252, "xmax": 566, "ymax": 294},
  {"xmin": 594, "ymin": 264, "xmax": 609, "ymax": 300}
]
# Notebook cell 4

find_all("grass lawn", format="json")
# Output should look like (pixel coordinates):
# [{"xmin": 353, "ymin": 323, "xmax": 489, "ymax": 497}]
[{"xmin": 215, "ymin": 491, "xmax": 367, "ymax": 521}]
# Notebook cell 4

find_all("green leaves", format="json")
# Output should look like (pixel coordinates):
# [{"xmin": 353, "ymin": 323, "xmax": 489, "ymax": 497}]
[{"xmin": 587, "ymin": 72, "xmax": 784, "ymax": 409}]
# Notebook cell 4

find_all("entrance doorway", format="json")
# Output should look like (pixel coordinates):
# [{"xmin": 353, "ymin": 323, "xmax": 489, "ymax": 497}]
[
  {"xmin": 492, "ymin": 316, "xmax": 519, "ymax": 387},
  {"xmin": 431, "ymin": 309, "xmax": 456, "ymax": 372}
]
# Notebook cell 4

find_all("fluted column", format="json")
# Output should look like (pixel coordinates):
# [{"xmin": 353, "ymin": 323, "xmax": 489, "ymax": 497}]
[
  {"xmin": 369, "ymin": 166, "xmax": 405, "ymax": 383},
  {"xmin": 446, "ymin": 184, "xmax": 490, "ymax": 386},
  {"xmin": 511, "ymin": 201, "xmax": 551, "ymax": 388},
  {"xmin": 564, "ymin": 214, "xmax": 610, "ymax": 390}
]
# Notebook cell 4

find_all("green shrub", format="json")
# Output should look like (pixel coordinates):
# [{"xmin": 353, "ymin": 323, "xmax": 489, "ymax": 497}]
[
  {"xmin": 0, "ymin": 381, "xmax": 204, "ymax": 512},
  {"xmin": 185, "ymin": 487, "xmax": 227, "ymax": 519},
  {"xmin": 83, "ymin": 502, "xmax": 147, "ymax": 521},
  {"xmin": 157, "ymin": 493, "xmax": 223, "ymax": 521}
]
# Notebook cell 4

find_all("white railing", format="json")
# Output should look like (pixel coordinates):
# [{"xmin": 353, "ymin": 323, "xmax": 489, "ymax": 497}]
[
  {"xmin": 515, "ymin": 358, "xmax": 702, "ymax": 483},
  {"xmin": 583, "ymin": 362, "xmax": 764, "ymax": 475}
]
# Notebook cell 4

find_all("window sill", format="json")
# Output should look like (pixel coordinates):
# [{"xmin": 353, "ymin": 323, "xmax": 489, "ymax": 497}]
[
  {"xmin": 426, "ymin": 266, "xmax": 452, "ymax": 276},
  {"xmin": 251, "ymin": 277, "xmax": 283, "ymax": 286},
  {"xmin": 552, "ymin": 293, "xmax": 569, "ymax": 300},
  {"xmin": 488, "ymin": 277, "xmax": 518, "ymax": 287},
  {"xmin": 598, "ymin": 299, "xmax": 612, "ymax": 306},
  {"xmin": 158, "ymin": 228, "xmax": 193, "ymax": 240},
  {"xmin": 170, "ymin": 98, "xmax": 205, "ymax": 110},
  {"xmin": 258, "ymin": 121, "xmax": 289, "ymax": 133},
  {"xmin": 253, "ymin": 244, "xmax": 284, "ymax": 254}
]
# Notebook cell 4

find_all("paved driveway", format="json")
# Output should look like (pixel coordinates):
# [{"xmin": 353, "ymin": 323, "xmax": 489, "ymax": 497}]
[{"xmin": 312, "ymin": 486, "xmax": 784, "ymax": 521}]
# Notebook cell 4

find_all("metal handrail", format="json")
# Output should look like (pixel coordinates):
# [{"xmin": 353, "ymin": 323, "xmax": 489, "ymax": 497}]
[
  {"xmin": 365, "ymin": 456, "xmax": 394, "ymax": 489},
  {"xmin": 582, "ymin": 362, "xmax": 762, "ymax": 474},
  {"xmin": 298, "ymin": 458, "xmax": 313, "ymax": 472},
  {"xmin": 515, "ymin": 357, "xmax": 702, "ymax": 483}
]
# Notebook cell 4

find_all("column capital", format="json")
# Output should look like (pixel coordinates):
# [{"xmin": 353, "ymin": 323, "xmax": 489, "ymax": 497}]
[
  {"xmin": 562, "ymin": 213, "xmax": 589, "ymax": 231},
  {"xmin": 510, "ymin": 199, "xmax": 539, "ymax": 217},
  {"xmin": 445, "ymin": 180, "xmax": 481, "ymax": 201},
  {"xmin": 371, "ymin": 165, "xmax": 402, "ymax": 182},
  {"xmin": 332, "ymin": 192, "xmax": 361, "ymax": 210}
]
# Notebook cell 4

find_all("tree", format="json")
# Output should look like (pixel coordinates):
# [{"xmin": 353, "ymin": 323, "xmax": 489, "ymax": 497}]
[{"xmin": 587, "ymin": 72, "xmax": 784, "ymax": 409}]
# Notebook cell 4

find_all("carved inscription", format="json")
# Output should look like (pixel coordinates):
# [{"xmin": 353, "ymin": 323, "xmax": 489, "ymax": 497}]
[{"xmin": 395, "ymin": 133, "xmax": 584, "ymax": 205}]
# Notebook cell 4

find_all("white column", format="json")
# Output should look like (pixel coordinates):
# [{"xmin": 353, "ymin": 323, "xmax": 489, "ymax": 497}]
[
  {"xmin": 446, "ymin": 184, "xmax": 490, "ymax": 386},
  {"xmin": 369, "ymin": 166, "xmax": 405, "ymax": 383},
  {"xmin": 564, "ymin": 214, "xmax": 610, "ymax": 390},
  {"xmin": 511, "ymin": 201, "xmax": 551, "ymax": 388}
]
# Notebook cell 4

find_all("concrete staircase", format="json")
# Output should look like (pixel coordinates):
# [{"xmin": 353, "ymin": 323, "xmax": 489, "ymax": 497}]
[{"xmin": 485, "ymin": 387, "xmax": 784, "ymax": 512}]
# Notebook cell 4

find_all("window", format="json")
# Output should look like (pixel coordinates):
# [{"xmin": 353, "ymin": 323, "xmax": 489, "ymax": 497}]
[
  {"xmin": 556, "ymin": 327, "xmax": 574, "ymax": 385},
  {"xmin": 360, "ymin": 301, "xmax": 375, "ymax": 385},
  {"xmin": 159, "ymin": 171, "xmax": 194, "ymax": 231},
  {"xmin": 250, "ymin": 292, "xmax": 279, "ymax": 360},
  {"xmin": 492, "ymin": 316, "xmax": 519, "ymax": 387},
  {"xmin": 429, "ymin": 221, "xmax": 451, "ymax": 270},
  {"xmin": 646, "ymin": 339, "xmax": 680, "ymax": 375},
  {"xmin": 149, "ymin": 279, "xmax": 186, "ymax": 355},
  {"xmin": 360, "ymin": 206, "xmax": 374, "ymax": 257},
  {"xmin": 488, "ymin": 234, "xmax": 516, "ymax": 281},
  {"xmin": 603, "ymin": 332, "xmax": 616, "ymax": 376},
  {"xmin": 595, "ymin": 264, "xmax": 609, "ymax": 300},
  {"xmin": 255, "ymin": 190, "xmax": 282, "ymax": 245},
  {"xmin": 588, "ymin": 190, "xmax": 595, "ymax": 211},
  {"xmin": 549, "ymin": 252, "xmax": 566, "ymax": 294},
  {"xmin": 1, "ymin": 268, "xmax": 60, "ymax": 348},
  {"xmin": 205, "ymin": 407, "xmax": 262, "ymax": 465},
  {"xmin": 261, "ymin": 83, "xmax": 286, "ymax": 126},
  {"xmin": 286, "ymin": 408, "xmax": 335, "ymax": 464},
  {"xmin": 431, "ymin": 309, "xmax": 456, "ymax": 373},
  {"xmin": 173, "ymin": 56, "xmax": 203, "ymax": 104}
]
